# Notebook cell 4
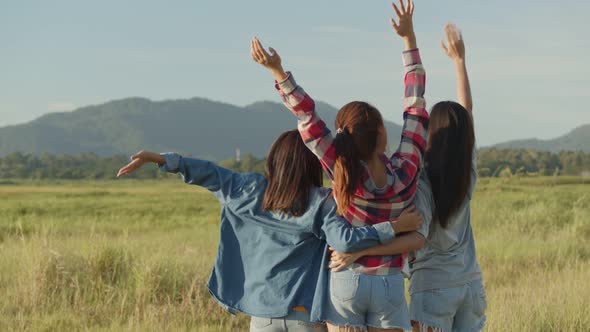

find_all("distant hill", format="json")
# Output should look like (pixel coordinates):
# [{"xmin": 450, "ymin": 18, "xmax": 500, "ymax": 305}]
[
  {"xmin": 0, "ymin": 98, "xmax": 403, "ymax": 161},
  {"xmin": 492, "ymin": 124, "xmax": 590, "ymax": 153}
]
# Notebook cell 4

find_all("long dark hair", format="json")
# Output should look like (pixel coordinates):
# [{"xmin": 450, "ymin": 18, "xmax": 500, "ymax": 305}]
[
  {"xmin": 425, "ymin": 101, "xmax": 475, "ymax": 228},
  {"xmin": 333, "ymin": 101, "xmax": 384, "ymax": 216},
  {"xmin": 263, "ymin": 130, "xmax": 323, "ymax": 217}
]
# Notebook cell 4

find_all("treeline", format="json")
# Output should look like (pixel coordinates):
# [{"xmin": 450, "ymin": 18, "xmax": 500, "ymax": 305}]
[
  {"xmin": 0, "ymin": 149, "xmax": 589, "ymax": 180},
  {"xmin": 0, "ymin": 152, "xmax": 266, "ymax": 180},
  {"xmin": 478, "ymin": 149, "xmax": 590, "ymax": 177}
]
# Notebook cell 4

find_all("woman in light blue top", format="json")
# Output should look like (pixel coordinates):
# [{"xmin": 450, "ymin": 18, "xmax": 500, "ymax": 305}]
[
  {"xmin": 117, "ymin": 129, "xmax": 422, "ymax": 332},
  {"xmin": 329, "ymin": 24, "xmax": 486, "ymax": 332}
]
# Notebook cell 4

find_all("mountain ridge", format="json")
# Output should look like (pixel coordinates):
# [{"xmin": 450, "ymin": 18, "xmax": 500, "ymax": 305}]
[
  {"xmin": 0, "ymin": 97, "xmax": 404, "ymax": 161},
  {"xmin": 491, "ymin": 124, "xmax": 590, "ymax": 153}
]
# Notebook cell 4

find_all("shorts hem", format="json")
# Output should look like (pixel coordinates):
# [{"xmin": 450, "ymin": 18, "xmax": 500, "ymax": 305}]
[
  {"xmin": 366, "ymin": 323, "xmax": 411, "ymax": 331},
  {"xmin": 410, "ymin": 317, "xmax": 447, "ymax": 332},
  {"xmin": 466, "ymin": 315, "xmax": 486, "ymax": 332},
  {"xmin": 326, "ymin": 320, "xmax": 367, "ymax": 330}
]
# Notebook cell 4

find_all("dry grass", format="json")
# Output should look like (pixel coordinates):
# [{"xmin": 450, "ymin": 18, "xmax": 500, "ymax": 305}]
[{"xmin": 0, "ymin": 177, "xmax": 588, "ymax": 331}]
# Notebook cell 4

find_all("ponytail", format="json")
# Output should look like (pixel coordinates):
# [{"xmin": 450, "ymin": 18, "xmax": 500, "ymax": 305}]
[{"xmin": 333, "ymin": 130, "xmax": 363, "ymax": 216}]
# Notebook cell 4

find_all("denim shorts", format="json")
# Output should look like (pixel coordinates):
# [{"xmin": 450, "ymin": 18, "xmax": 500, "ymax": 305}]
[
  {"xmin": 324, "ymin": 269, "xmax": 411, "ymax": 330},
  {"xmin": 250, "ymin": 310, "xmax": 327, "ymax": 332},
  {"xmin": 410, "ymin": 279, "xmax": 487, "ymax": 332}
]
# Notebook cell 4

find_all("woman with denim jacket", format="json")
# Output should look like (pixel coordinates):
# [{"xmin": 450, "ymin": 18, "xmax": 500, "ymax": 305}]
[{"xmin": 117, "ymin": 129, "xmax": 422, "ymax": 331}]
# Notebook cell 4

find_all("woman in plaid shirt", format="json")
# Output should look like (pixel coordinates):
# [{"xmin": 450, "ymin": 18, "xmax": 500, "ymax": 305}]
[
  {"xmin": 252, "ymin": 1, "xmax": 427, "ymax": 330},
  {"xmin": 329, "ymin": 24, "xmax": 487, "ymax": 332}
]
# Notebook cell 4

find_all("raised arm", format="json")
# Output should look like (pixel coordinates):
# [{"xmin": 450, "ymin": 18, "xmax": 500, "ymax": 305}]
[
  {"xmin": 117, "ymin": 150, "xmax": 245, "ymax": 204},
  {"xmin": 441, "ymin": 23, "xmax": 472, "ymax": 116},
  {"xmin": 389, "ymin": 0, "xmax": 429, "ymax": 193},
  {"xmin": 251, "ymin": 37, "xmax": 337, "ymax": 179}
]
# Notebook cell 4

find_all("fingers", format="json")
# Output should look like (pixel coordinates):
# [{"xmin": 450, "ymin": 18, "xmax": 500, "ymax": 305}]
[
  {"xmin": 116, "ymin": 159, "xmax": 141, "ymax": 177},
  {"xmin": 392, "ymin": 2, "xmax": 402, "ymax": 20},
  {"xmin": 401, "ymin": 205, "xmax": 415, "ymax": 215},
  {"xmin": 328, "ymin": 259, "xmax": 346, "ymax": 272},
  {"xmin": 332, "ymin": 265, "xmax": 344, "ymax": 272},
  {"xmin": 409, "ymin": 0, "xmax": 415, "ymax": 15},
  {"xmin": 445, "ymin": 23, "xmax": 461, "ymax": 42},
  {"xmin": 390, "ymin": 17, "xmax": 399, "ymax": 31},
  {"xmin": 251, "ymin": 38, "xmax": 265, "ymax": 63},
  {"xmin": 117, "ymin": 164, "xmax": 132, "ymax": 177},
  {"xmin": 399, "ymin": 0, "xmax": 406, "ymax": 14},
  {"xmin": 254, "ymin": 38, "xmax": 270, "ymax": 59},
  {"xmin": 441, "ymin": 40, "xmax": 449, "ymax": 54},
  {"xmin": 250, "ymin": 40, "xmax": 261, "ymax": 63},
  {"xmin": 253, "ymin": 38, "xmax": 265, "ymax": 62},
  {"xmin": 268, "ymin": 47, "xmax": 277, "ymax": 56}
]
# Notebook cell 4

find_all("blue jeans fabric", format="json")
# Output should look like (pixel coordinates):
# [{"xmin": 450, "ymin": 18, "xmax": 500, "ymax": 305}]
[
  {"xmin": 250, "ymin": 311, "xmax": 327, "ymax": 332},
  {"xmin": 410, "ymin": 279, "xmax": 487, "ymax": 332},
  {"xmin": 324, "ymin": 269, "xmax": 411, "ymax": 330}
]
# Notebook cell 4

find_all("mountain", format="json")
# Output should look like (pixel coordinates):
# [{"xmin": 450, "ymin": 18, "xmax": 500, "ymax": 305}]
[
  {"xmin": 492, "ymin": 124, "xmax": 590, "ymax": 153},
  {"xmin": 0, "ymin": 98, "xmax": 403, "ymax": 161}
]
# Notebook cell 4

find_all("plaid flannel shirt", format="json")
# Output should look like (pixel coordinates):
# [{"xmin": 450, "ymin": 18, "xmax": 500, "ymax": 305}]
[{"xmin": 275, "ymin": 49, "xmax": 428, "ymax": 275}]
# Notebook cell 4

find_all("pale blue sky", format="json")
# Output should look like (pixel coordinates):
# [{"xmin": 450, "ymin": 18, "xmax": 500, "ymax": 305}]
[{"xmin": 1, "ymin": 0, "xmax": 589, "ymax": 145}]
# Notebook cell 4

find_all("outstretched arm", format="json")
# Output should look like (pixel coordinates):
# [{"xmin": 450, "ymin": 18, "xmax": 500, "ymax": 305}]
[
  {"xmin": 117, "ymin": 151, "xmax": 245, "ymax": 204},
  {"xmin": 441, "ymin": 23, "xmax": 473, "ymax": 116},
  {"xmin": 251, "ymin": 38, "xmax": 337, "ymax": 179}
]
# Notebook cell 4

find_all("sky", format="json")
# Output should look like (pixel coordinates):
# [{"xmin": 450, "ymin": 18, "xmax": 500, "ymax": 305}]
[{"xmin": 1, "ymin": 0, "xmax": 589, "ymax": 146}]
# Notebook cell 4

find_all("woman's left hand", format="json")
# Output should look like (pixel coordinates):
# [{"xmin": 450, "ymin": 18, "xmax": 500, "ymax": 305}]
[
  {"xmin": 250, "ymin": 37, "xmax": 288, "ymax": 82},
  {"xmin": 328, "ymin": 247, "xmax": 363, "ymax": 272}
]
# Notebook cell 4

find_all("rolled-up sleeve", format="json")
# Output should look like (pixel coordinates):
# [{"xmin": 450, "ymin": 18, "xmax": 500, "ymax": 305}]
[
  {"xmin": 159, "ymin": 152, "xmax": 181, "ymax": 173},
  {"xmin": 372, "ymin": 222, "xmax": 395, "ymax": 244}
]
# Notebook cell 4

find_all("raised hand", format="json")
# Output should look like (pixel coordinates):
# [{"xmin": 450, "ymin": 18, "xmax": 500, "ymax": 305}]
[
  {"xmin": 250, "ymin": 37, "xmax": 288, "ymax": 82},
  {"xmin": 390, "ymin": 0, "xmax": 416, "ymax": 49},
  {"xmin": 392, "ymin": 204, "xmax": 423, "ymax": 233},
  {"xmin": 117, "ymin": 150, "xmax": 164, "ymax": 177},
  {"xmin": 441, "ymin": 23, "xmax": 472, "ymax": 112},
  {"xmin": 441, "ymin": 23, "xmax": 465, "ymax": 62}
]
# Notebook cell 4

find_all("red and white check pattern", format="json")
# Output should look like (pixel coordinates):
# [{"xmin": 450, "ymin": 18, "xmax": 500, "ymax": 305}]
[{"xmin": 275, "ymin": 49, "xmax": 428, "ymax": 275}]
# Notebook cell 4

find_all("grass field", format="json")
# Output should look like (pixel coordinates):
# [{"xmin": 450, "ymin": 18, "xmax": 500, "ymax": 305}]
[{"xmin": 0, "ymin": 177, "xmax": 589, "ymax": 331}]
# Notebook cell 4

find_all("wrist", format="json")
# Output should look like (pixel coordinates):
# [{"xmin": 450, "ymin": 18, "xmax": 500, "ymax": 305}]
[
  {"xmin": 403, "ymin": 34, "xmax": 417, "ymax": 50},
  {"xmin": 270, "ymin": 68, "xmax": 288, "ymax": 82},
  {"xmin": 392, "ymin": 221, "xmax": 405, "ymax": 234},
  {"xmin": 151, "ymin": 154, "xmax": 165, "ymax": 165},
  {"xmin": 454, "ymin": 58, "xmax": 466, "ymax": 66}
]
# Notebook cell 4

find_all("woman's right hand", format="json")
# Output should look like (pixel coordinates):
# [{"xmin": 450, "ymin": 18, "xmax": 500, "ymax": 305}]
[
  {"xmin": 392, "ymin": 205, "xmax": 423, "ymax": 233},
  {"xmin": 117, "ymin": 150, "xmax": 164, "ymax": 177},
  {"xmin": 390, "ymin": 0, "xmax": 416, "ymax": 49}
]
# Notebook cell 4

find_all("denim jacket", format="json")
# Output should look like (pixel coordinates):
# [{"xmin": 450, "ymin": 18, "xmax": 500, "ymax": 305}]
[{"xmin": 160, "ymin": 153, "xmax": 394, "ymax": 321}]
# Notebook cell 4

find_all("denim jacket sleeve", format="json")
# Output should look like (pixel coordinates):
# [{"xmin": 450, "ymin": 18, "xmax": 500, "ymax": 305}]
[
  {"xmin": 159, "ymin": 152, "xmax": 245, "ymax": 204},
  {"xmin": 313, "ymin": 197, "xmax": 395, "ymax": 253}
]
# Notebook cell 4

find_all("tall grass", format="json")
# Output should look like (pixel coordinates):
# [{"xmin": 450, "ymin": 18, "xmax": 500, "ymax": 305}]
[{"xmin": 0, "ymin": 178, "xmax": 588, "ymax": 331}]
